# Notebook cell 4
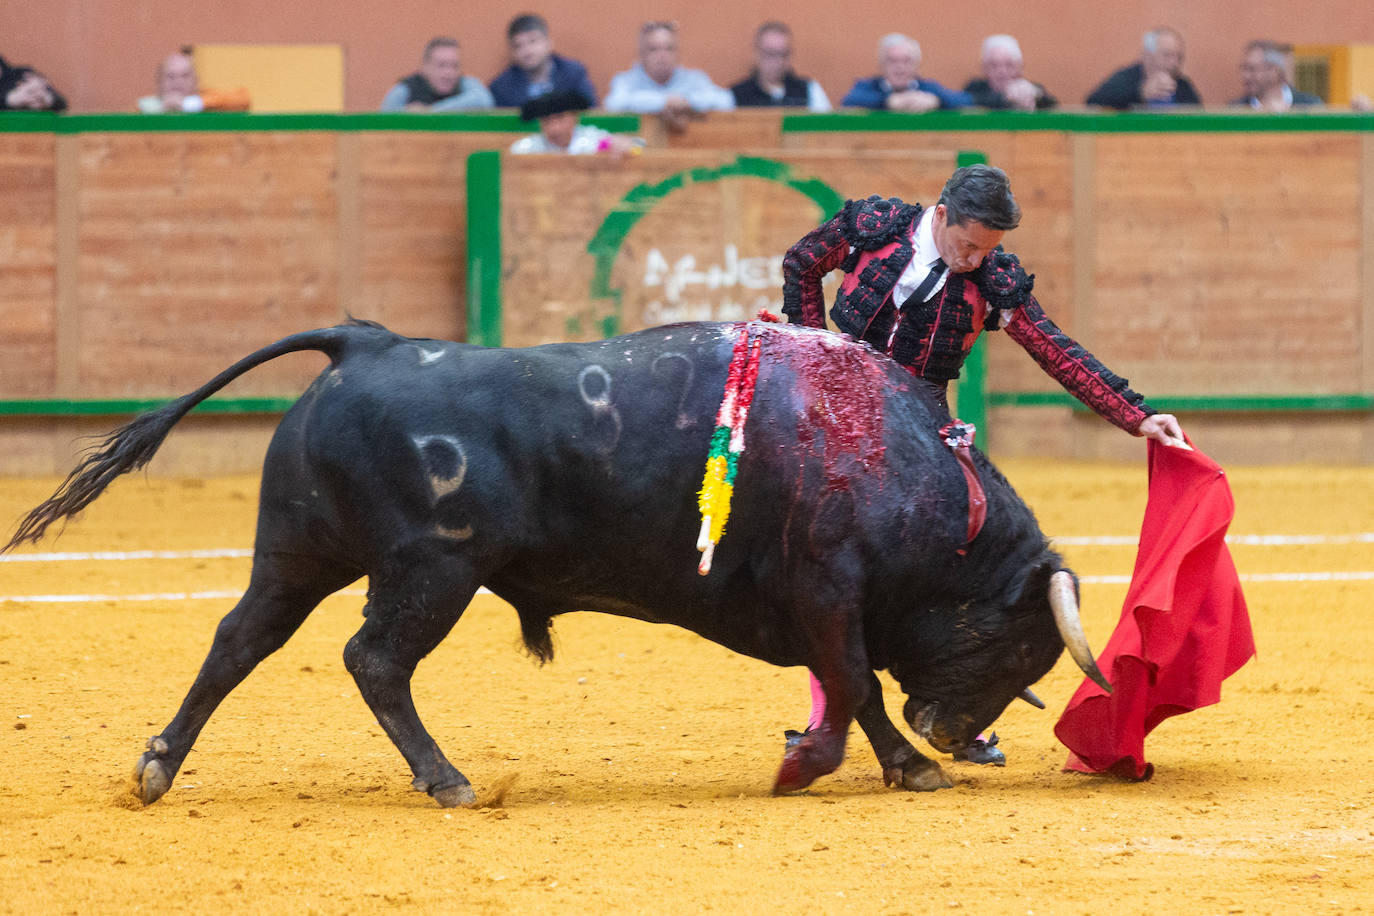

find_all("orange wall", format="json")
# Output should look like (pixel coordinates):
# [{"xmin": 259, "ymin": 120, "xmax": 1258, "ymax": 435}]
[{"xmin": 5, "ymin": 1, "xmax": 1374, "ymax": 113}]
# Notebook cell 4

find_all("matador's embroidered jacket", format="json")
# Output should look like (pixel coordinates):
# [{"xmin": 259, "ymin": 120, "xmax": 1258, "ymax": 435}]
[{"xmin": 781, "ymin": 195, "xmax": 1156, "ymax": 433}]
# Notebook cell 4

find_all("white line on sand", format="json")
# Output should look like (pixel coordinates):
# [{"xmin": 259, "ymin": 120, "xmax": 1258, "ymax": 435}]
[
  {"xmin": 4, "ymin": 573, "xmax": 1373, "ymax": 605},
  {"xmin": 5, "ymin": 533, "xmax": 1370, "ymax": 563}
]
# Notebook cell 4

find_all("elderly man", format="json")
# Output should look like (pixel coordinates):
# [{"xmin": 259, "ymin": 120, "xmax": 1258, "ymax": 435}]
[
  {"xmin": 841, "ymin": 33, "xmax": 970, "ymax": 111},
  {"xmin": 1232, "ymin": 40, "xmax": 1322, "ymax": 111},
  {"xmin": 962, "ymin": 34, "xmax": 1057, "ymax": 111},
  {"xmin": 729, "ymin": 21, "xmax": 831, "ymax": 111},
  {"xmin": 488, "ymin": 14, "xmax": 599, "ymax": 108},
  {"xmin": 381, "ymin": 37, "xmax": 494, "ymax": 112},
  {"xmin": 604, "ymin": 21, "xmax": 734, "ymax": 131},
  {"xmin": 138, "ymin": 51, "xmax": 202, "ymax": 113},
  {"xmin": 1086, "ymin": 27, "xmax": 1201, "ymax": 109},
  {"xmin": 781, "ymin": 164, "xmax": 1186, "ymax": 766}
]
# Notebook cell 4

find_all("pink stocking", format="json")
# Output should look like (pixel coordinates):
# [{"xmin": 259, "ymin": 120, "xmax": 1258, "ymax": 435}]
[{"xmin": 806, "ymin": 672, "xmax": 827, "ymax": 732}]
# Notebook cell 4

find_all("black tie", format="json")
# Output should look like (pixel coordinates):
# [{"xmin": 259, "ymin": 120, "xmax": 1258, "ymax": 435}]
[{"xmin": 909, "ymin": 258, "xmax": 947, "ymax": 304}]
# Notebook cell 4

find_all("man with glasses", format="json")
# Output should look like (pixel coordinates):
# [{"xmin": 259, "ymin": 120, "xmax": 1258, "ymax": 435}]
[
  {"xmin": 1232, "ymin": 40, "xmax": 1322, "ymax": 111},
  {"xmin": 729, "ymin": 21, "xmax": 831, "ymax": 111}
]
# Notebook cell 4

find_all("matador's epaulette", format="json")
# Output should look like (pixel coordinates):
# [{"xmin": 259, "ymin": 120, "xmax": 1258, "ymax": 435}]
[
  {"xmin": 974, "ymin": 246, "xmax": 1035, "ymax": 323},
  {"xmin": 840, "ymin": 195, "xmax": 922, "ymax": 251}
]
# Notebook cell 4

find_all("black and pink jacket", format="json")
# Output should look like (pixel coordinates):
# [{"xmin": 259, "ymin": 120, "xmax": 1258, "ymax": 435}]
[{"xmin": 781, "ymin": 195, "xmax": 1155, "ymax": 434}]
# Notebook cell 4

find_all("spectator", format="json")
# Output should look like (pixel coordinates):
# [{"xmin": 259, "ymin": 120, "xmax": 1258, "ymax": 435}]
[
  {"xmin": 489, "ymin": 14, "xmax": 599, "ymax": 108},
  {"xmin": 0, "ymin": 57, "xmax": 67, "ymax": 111},
  {"xmin": 1232, "ymin": 40, "xmax": 1322, "ymax": 111},
  {"xmin": 962, "ymin": 34, "xmax": 1056, "ymax": 111},
  {"xmin": 841, "ymin": 34, "xmax": 970, "ymax": 111},
  {"xmin": 381, "ymin": 37, "xmax": 494, "ymax": 112},
  {"xmin": 509, "ymin": 90, "xmax": 642, "ymax": 156},
  {"xmin": 138, "ymin": 50, "xmax": 203, "ymax": 113},
  {"xmin": 136, "ymin": 51, "xmax": 250, "ymax": 113},
  {"xmin": 1086, "ymin": 27, "xmax": 1201, "ymax": 109},
  {"xmin": 604, "ymin": 21, "xmax": 734, "ymax": 133},
  {"xmin": 729, "ymin": 21, "xmax": 831, "ymax": 111}
]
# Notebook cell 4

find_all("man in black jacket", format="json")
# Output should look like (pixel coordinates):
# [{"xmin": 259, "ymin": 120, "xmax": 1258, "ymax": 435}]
[
  {"xmin": 1232, "ymin": 40, "xmax": 1322, "ymax": 111},
  {"xmin": 963, "ymin": 34, "xmax": 1057, "ymax": 111},
  {"xmin": 0, "ymin": 56, "xmax": 67, "ymax": 111},
  {"xmin": 1086, "ymin": 27, "xmax": 1201, "ymax": 109},
  {"xmin": 729, "ymin": 21, "xmax": 831, "ymax": 111}
]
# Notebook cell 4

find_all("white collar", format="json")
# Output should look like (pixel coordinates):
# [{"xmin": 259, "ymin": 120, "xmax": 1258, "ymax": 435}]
[
  {"xmin": 1250, "ymin": 84, "xmax": 1294, "ymax": 109},
  {"xmin": 913, "ymin": 206, "xmax": 943, "ymax": 269}
]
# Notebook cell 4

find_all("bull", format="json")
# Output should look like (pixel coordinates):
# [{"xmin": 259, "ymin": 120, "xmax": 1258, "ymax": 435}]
[{"xmin": 5, "ymin": 318, "xmax": 1109, "ymax": 807}]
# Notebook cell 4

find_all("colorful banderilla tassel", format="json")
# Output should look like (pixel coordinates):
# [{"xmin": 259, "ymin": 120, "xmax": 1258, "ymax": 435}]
[{"xmin": 697, "ymin": 325, "xmax": 762, "ymax": 575}]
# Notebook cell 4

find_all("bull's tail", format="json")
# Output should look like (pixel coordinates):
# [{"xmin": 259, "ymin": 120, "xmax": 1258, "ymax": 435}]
[{"xmin": 4, "ymin": 320, "xmax": 380, "ymax": 552}]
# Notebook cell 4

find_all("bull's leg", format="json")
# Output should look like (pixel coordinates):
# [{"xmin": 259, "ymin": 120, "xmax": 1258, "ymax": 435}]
[
  {"xmin": 342, "ymin": 546, "xmax": 479, "ymax": 808},
  {"xmin": 773, "ymin": 612, "xmax": 871, "ymax": 794},
  {"xmin": 133, "ymin": 555, "xmax": 358, "ymax": 805},
  {"xmin": 852, "ymin": 672, "xmax": 952, "ymax": 792}
]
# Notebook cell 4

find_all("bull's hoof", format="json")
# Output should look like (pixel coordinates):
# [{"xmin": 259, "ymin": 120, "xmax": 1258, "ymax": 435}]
[
  {"xmin": 773, "ymin": 732, "xmax": 843, "ymax": 794},
  {"xmin": 132, "ymin": 755, "xmax": 173, "ymax": 805},
  {"xmin": 432, "ymin": 783, "xmax": 477, "ymax": 808},
  {"xmin": 884, "ymin": 755, "xmax": 953, "ymax": 792},
  {"xmin": 773, "ymin": 744, "xmax": 814, "ymax": 794}
]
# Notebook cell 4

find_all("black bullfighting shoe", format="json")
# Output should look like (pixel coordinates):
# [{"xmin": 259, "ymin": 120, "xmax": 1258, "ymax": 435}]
[
  {"xmin": 783, "ymin": 728, "xmax": 809, "ymax": 750},
  {"xmin": 953, "ymin": 731, "xmax": 1006, "ymax": 766}
]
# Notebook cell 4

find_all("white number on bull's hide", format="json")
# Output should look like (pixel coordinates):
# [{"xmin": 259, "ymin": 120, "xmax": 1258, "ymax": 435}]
[
  {"xmin": 650, "ymin": 352, "xmax": 696, "ymax": 431},
  {"xmin": 577, "ymin": 365, "xmax": 623, "ymax": 453},
  {"xmin": 412, "ymin": 434, "xmax": 474, "ymax": 541}
]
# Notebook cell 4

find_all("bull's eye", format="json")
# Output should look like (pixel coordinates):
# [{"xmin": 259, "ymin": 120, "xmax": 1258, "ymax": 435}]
[{"xmin": 1017, "ymin": 643, "xmax": 1035, "ymax": 664}]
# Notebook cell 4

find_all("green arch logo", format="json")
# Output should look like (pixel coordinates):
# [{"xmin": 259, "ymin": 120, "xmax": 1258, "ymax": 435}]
[{"xmin": 581, "ymin": 155, "xmax": 845, "ymax": 338}]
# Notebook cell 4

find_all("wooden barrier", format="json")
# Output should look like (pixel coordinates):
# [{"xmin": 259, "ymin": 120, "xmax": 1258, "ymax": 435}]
[
  {"xmin": 0, "ymin": 133, "xmax": 56, "ymax": 399},
  {"xmin": 0, "ymin": 114, "xmax": 534, "ymax": 473},
  {"xmin": 0, "ymin": 110, "xmax": 1371, "ymax": 472},
  {"xmin": 781, "ymin": 112, "xmax": 1374, "ymax": 462},
  {"xmin": 486, "ymin": 149, "xmax": 957, "ymax": 348}
]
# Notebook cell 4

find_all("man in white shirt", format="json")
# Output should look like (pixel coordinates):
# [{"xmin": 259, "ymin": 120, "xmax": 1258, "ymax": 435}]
[
  {"xmin": 509, "ymin": 90, "xmax": 643, "ymax": 156},
  {"xmin": 604, "ymin": 21, "xmax": 734, "ymax": 132}
]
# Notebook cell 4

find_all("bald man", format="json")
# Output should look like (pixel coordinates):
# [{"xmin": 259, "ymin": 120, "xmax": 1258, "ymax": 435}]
[{"xmin": 138, "ymin": 51, "xmax": 203, "ymax": 113}]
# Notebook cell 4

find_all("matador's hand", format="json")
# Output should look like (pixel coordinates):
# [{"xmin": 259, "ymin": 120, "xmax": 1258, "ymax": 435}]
[{"xmin": 1137, "ymin": 413, "xmax": 1190, "ymax": 449}]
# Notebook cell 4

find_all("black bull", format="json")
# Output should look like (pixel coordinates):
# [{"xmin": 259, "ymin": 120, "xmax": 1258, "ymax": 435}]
[{"xmin": 5, "ymin": 319, "xmax": 1110, "ymax": 807}]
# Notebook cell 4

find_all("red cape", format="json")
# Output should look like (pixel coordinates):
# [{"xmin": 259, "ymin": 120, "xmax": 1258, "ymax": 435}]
[{"xmin": 1053, "ymin": 439, "xmax": 1256, "ymax": 779}]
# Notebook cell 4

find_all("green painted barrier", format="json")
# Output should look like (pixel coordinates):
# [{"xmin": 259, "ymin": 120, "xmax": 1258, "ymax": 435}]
[
  {"xmin": 0, "ymin": 397, "xmax": 297, "ymax": 416},
  {"xmin": 990, "ymin": 392, "xmax": 1374, "ymax": 412},
  {"xmin": 0, "ymin": 111, "xmax": 640, "ymax": 134}
]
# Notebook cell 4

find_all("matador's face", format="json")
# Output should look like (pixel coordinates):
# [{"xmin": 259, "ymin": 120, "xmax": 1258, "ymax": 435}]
[{"xmin": 932, "ymin": 204, "xmax": 1005, "ymax": 274}]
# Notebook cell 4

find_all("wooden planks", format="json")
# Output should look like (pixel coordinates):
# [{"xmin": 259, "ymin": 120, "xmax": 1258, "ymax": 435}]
[
  {"xmin": 73, "ymin": 131, "xmax": 343, "ymax": 396},
  {"xmin": 353, "ymin": 132, "xmax": 509, "ymax": 341},
  {"xmin": 497, "ymin": 150, "xmax": 956, "ymax": 348},
  {"xmin": 0, "ymin": 134, "xmax": 58, "ymax": 398},
  {"xmin": 0, "ymin": 120, "xmax": 1370, "ymax": 469},
  {"xmin": 1092, "ymin": 132, "xmax": 1362, "ymax": 395}
]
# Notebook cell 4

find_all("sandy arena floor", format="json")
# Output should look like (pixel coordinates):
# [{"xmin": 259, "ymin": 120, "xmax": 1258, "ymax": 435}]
[{"xmin": 1, "ymin": 458, "xmax": 1371, "ymax": 914}]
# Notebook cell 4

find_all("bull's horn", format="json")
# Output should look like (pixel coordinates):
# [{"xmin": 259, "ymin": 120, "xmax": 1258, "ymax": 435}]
[
  {"xmin": 1018, "ymin": 688, "xmax": 1046, "ymax": 709},
  {"xmin": 1048, "ymin": 570, "xmax": 1112, "ymax": 693}
]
